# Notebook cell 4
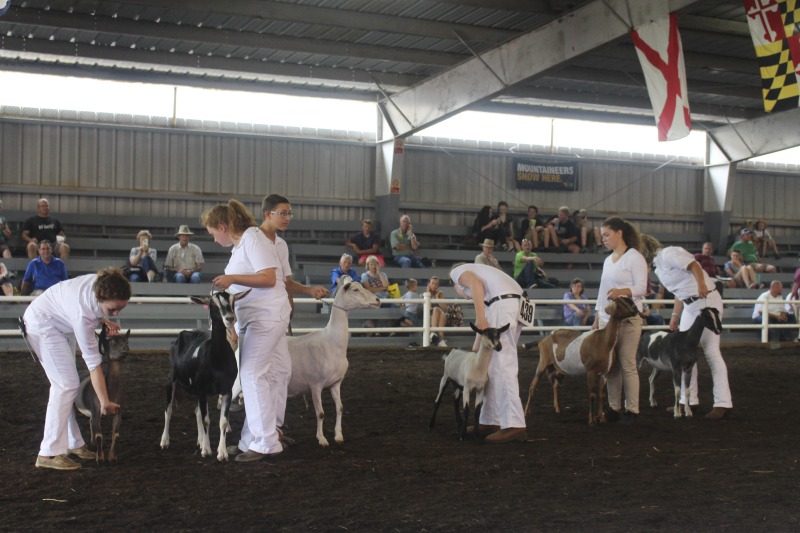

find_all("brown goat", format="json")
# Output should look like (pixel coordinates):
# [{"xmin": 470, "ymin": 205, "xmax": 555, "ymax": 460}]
[{"xmin": 524, "ymin": 296, "xmax": 640, "ymax": 426}]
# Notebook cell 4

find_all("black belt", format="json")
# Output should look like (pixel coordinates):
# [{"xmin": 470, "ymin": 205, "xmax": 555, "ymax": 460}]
[
  {"xmin": 484, "ymin": 293, "xmax": 521, "ymax": 307},
  {"xmin": 682, "ymin": 289, "xmax": 716, "ymax": 305}
]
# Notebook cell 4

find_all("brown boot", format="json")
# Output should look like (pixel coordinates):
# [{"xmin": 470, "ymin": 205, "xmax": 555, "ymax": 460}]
[
  {"xmin": 705, "ymin": 407, "xmax": 731, "ymax": 420},
  {"xmin": 485, "ymin": 427, "xmax": 528, "ymax": 443},
  {"xmin": 466, "ymin": 424, "xmax": 500, "ymax": 438}
]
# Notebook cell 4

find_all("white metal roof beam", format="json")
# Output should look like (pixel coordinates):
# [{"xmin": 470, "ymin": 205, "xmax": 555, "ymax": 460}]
[
  {"xmin": 706, "ymin": 108, "xmax": 800, "ymax": 164},
  {"xmin": 378, "ymin": 0, "xmax": 703, "ymax": 138}
]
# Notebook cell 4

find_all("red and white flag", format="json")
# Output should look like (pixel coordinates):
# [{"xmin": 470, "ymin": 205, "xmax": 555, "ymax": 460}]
[{"xmin": 631, "ymin": 13, "xmax": 692, "ymax": 141}]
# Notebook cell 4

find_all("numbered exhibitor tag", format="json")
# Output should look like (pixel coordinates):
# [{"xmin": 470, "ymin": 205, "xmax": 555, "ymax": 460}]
[{"xmin": 518, "ymin": 297, "xmax": 535, "ymax": 327}]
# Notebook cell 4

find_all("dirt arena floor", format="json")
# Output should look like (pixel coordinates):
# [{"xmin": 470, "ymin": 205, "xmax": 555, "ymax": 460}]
[{"xmin": 1, "ymin": 342, "xmax": 799, "ymax": 532}]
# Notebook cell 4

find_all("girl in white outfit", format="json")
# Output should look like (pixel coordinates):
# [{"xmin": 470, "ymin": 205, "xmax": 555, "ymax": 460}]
[
  {"xmin": 594, "ymin": 217, "xmax": 648, "ymax": 421},
  {"xmin": 202, "ymin": 199, "xmax": 291, "ymax": 463},
  {"xmin": 23, "ymin": 268, "xmax": 131, "ymax": 470},
  {"xmin": 640, "ymin": 235, "xmax": 733, "ymax": 420}
]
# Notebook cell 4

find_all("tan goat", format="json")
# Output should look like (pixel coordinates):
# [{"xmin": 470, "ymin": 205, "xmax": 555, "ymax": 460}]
[{"xmin": 524, "ymin": 296, "xmax": 641, "ymax": 426}]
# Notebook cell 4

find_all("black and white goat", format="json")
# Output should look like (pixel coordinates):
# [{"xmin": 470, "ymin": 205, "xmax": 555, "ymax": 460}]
[
  {"xmin": 636, "ymin": 307, "xmax": 722, "ymax": 418},
  {"xmin": 428, "ymin": 323, "xmax": 510, "ymax": 439},
  {"xmin": 524, "ymin": 296, "xmax": 641, "ymax": 426},
  {"xmin": 286, "ymin": 276, "xmax": 380, "ymax": 447},
  {"xmin": 159, "ymin": 289, "xmax": 249, "ymax": 461},
  {"xmin": 75, "ymin": 325, "xmax": 130, "ymax": 462}
]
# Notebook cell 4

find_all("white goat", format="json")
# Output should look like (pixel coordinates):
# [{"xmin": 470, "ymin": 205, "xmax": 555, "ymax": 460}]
[
  {"xmin": 286, "ymin": 276, "xmax": 380, "ymax": 447},
  {"xmin": 428, "ymin": 323, "xmax": 510, "ymax": 439},
  {"xmin": 636, "ymin": 307, "xmax": 722, "ymax": 418},
  {"xmin": 524, "ymin": 296, "xmax": 640, "ymax": 426}
]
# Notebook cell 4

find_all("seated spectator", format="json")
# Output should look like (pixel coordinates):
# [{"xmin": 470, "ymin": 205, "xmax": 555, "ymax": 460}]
[
  {"xmin": 753, "ymin": 219, "xmax": 780, "ymax": 259},
  {"xmin": 164, "ymin": 225, "xmax": 204, "ymax": 283},
  {"xmin": 518, "ymin": 205, "xmax": 544, "ymax": 249},
  {"xmin": 495, "ymin": 201, "xmax": 521, "ymax": 252},
  {"xmin": 331, "ymin": 253, "xmax": 358, "ymax": 295},
  {"xmin": 400, "ymin": 278, "xmax": 422, "ymax": 347},
  {"xmin": 513, "ymin": 238, "xmax": 544, "ymax": 288},
  {"xmin": 0, "ymin": 197, "xmax": 12, "ymax": 259},
  {"xmin": 128, "ymin": 230, "xmax": 159, "ymax": 282},
  {"xmin": 728, "ymin": 228, "xmax": 776, "ymax": 274},
  {"xmin": 390, "ymin": 215, "xmax": 424, "ymax": 268},
  {"xmin": 475, "ymin": 239, "xmax": 502, "ymax": 270},
  {"xmin": 543, "ymin": 206, "xmax": 580, "ymax": 254},
  {"xmin": 0, "ymin": 261, "xmax": 14, "ymax": 296},
  {"xmin": 573, "ymin": 209, "xmax": 598, "ymax": 252},
  {"xmin": 753, "ymin": 281, "xmax": 796, "ymax": 342},
  {"xmin": 641, "ymin": 302, "xmax": 665, "ymax": 326},
  {"xmin": 22, "ymin": 198, "xmax": 70, "ymax": 260},
  {"xmin": 694, "ymin": 241, "xmax": 720, "ymax": 278},
  {"xmin": 360, "ymin": 255, "xmax": 389, "ymax": 299},
  {"xmin": 472, "ymin": 205, "xmax": 505, "ymax": 245},
  {"xmin": 426, "ymin": 276, "xmax": 448, "ymax": 347},
  {"xmin": 724, "ymin": 249, "xmax": 761, "ymax": 289},
  {"xmin": 20, "ymin": 240, "xmax": 68, "ymax": 296},
  {"xmin": 563, "ymin": 278, "xmax": 592, "ymax": 326},
  {"xmin": 346, "ymin": 219, "xmax": 383, "ymax": 266}
]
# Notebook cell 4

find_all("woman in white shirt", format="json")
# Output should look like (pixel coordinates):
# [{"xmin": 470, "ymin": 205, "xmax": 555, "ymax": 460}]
[
  {"xmin": 23, "ymin": 268, "xmax": 130, "ymax": 470},
  {"xmin": 201, "ymin": 199, "xmax": 290, "ymax": 463},
  {"xmin": 594, "ymin": 217, "xmax": 648, "ymax": 423}
]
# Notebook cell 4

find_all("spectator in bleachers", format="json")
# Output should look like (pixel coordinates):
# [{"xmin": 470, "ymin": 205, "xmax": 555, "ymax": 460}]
[
  {"xmin": 331, "ymin": 253, "xmax": 358, "ymax": 295},
  {"xmin": 753, "ymin": 219, "xmax": 781, "ymax": 259},
  {"xmin": 563, "ymin": 278, "xmax": 592, "ymax": 326},
  {"xmin": 127, "ymin": 230, "xmax": 159, "ymax": 282},
  {"xmin": 518, "ymin": 205, "xmax": 544, "ymax": 249},
  {"xmin": 164, "ymin": 225, "xmax": 204, "ymax": 283},
  {"xmin": 753, "ymin": 281, "xmax": 796, "ymax": 342},
  {"xmin": 694, "ymin": 242, "xmax": 720, "ymax": 278},
  {"xmin": 360, "ymin": 255, "xmax": 389, "ymax": 299},
  {"xmin": 390, "ymin": 215, "xmax": 424, "ymax": 268},
  {"xmin": 495, "ymin": 201, "xmax": 521, "ymax": 252},
  {"xmin": 475, "ymin": 239, "xmax": 502, "ymax": 270},
  {"xmin": 728, "ymin": 228, "xmax": 776, "ymax": 274},
  {"xmin": 0, "ymin": 261, "xmax": 14, "ymax": 296},
  {"xmin": 345, "ymin": 219, "xmax": 383, "ymax": 267},
  {"xmin": 791, "ymin": 258, "xmax": 800, "ymax": 301},
  {"xmin": 426, "ymin": 276, "xmax": 448, "ymax": 347},
  {"xmin": 573, "ymin": 209, "xmax": 600, "ymax": 252},
  {"xmin": 472, "ymin": 205, "xmax": 505, "ymax": 245},
  {"xmin": 400, "ymin": 278, "xmax": 423, "ymax": 347},
  {"xmin": 543, "ymin": 206, "xmax": 580, "ymax": 254},
  {"xmin": 0, "ymin": 198, "xmax": 12, "ymax": 259},
  {"xmin": 724, "ymin": 249, "xmax": 760, "ymax": 289},
  {"xmin": 512, "ymin": 238, "xmax": 549, "ymax": 289},
  {"xmin": 21, "ymin": 240, "xmax": 68, "ymax": 296},
  {"xmin": 22, "ymin": 198, "xmax": 70, "ymax": 260}
]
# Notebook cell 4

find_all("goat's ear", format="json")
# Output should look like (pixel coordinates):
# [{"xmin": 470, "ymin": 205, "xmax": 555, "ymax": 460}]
[
  {"xmin": 233, "ymin": 289, "xmax": 252, "ymax": 301},
  {"xmin": 190, "ymin": 296, "xmax": 209, "ymax": 306},
  {"xmin": 498, "ymin": 323, "xmax": 510, "ymax": 333},
  {"xmin": 124, "ymin": 329, "xmax": 131, "ymax": 339},
  {"xmin": 470, "ymin": 322, "xmax": 480, "ymax": 334}
]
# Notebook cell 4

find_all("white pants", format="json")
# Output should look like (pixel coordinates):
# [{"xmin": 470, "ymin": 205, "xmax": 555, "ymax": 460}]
[
  {"xmin": 479, "ymin": 298, "xmax": 526, "ymax": 429},
  {"xmin": 680, "ymin": 293, "xmax": 733, "ymax": 408},
  {"xmin": 236, "ymin": 319, "xmax": 290, "ymax": 455},
  {"xmin": 27, "ymin": 329, "xmax": 86, "ymax": 457}
]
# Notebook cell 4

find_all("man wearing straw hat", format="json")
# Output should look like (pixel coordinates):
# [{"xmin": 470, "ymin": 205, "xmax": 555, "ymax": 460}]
[
  {"xmin": 475, "ymin": 238, "xmax": 502, "ymax": 270},
  {"xmin": 164, "ymin": 225, "xmax": 204, "ymax": 283}
]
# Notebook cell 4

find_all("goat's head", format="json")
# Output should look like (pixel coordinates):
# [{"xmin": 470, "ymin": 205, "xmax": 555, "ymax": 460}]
[
  {"xmin": 470, "ymin": 322, "xmax": 510, "ymax": 352},
  {"xmin": 191, "ymin": 289, "xmax": 252, "ymax": 330},
  {"xmin": 97, "ymin": 326, "xmax": 131, "ymax": 362},
  {"xmin": 332, "ymin": 276, "xmax": 381, "ymax": 310},
  {"xmin": 605, "ymin": 296, "xmax": 641, "ymax": 320},
  {"xmin": 700, "ymin": 307, "xmax": 723, "ymax": 335}
]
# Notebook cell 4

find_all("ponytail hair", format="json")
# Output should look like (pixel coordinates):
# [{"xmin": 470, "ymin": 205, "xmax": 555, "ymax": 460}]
[
  {"xmin": 601, "ymin": 216, "xmax": 641, "ymax": 252},
  {"xmin": 200, "ymin": 199, "xmax": 257, "ymax": 235}
]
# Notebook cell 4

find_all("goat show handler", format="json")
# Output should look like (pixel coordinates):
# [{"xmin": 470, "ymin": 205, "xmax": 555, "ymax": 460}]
[
  {"xmin": 23, "ymin": 268, "xmax": 131, "ymax": 470},
  {"xmin": 594, "ymin": 217, "xmax": 648, "ymax": 423},
  {"xmin": 202, "ymin": 199, "xmax": 290, "ymax": 463},
  {"xmin": 449, "ymin": 263, "xmax": 527, "ymax": 443},
  {"xmin": 641, "ymin": 235, "xmax": 733, "ymax": 420}
]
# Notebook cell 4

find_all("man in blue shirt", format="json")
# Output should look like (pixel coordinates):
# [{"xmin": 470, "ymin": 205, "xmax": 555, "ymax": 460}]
[
  {"xmin": 21, "ymin": 240, "xmax": 68, "ymax": 295},
  {"xmin": 330, "ymin": 253, "xmax": 358, "ymax": 294}
]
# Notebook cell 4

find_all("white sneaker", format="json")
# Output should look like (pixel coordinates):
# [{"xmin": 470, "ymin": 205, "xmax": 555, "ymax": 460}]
[{"xmin": 438, "ymin": 340, "xmax": 448, "ymax": 347}]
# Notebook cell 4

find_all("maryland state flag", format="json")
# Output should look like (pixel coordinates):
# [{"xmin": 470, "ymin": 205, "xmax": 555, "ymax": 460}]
[
  {"xmin": 745, "ymin": 0, "xmax": 800, "ymax": 112},
  {"xmin": 630, "ymin": 13, "xmax": 692, "ymax": 141}
]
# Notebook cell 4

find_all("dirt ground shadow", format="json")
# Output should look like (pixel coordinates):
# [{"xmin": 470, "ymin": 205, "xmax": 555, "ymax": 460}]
[{"xmin": 1, "ymin": 343, "xmax": 799, "ymax": 532}]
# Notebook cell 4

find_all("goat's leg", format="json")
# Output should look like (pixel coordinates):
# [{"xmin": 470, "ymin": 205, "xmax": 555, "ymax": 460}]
[
  {"xmin": 459, "ymin": 398, "xmax": 470, "ymax": 441},
  {"xmin": 160, "ymin": 384, "xmax": 176, "ymax": 449},
  {"xmin": 428, "ymin": 376, "xmax": 449, "ymax": 430},
  {"xmin": 217, "ymin": 393, "xmax": 232, "ymax": 462},
  {"xmin": 452, "ymin": 389, "xmax": 463, "ymax": 427},
  {"xmin": 108, "ymin": 412, "xmax": 121, "ymax": 462},
  {"xmin": 195, "ymin": 397, "xmax": 213, "ymax": 457},
  {"xmin": 550, "ymin": 369, "xmax": 563, "ymax": 415},
  {"xmin": 586, "ymin": 372, "xmax": 599, "ymax": 426},
  {"xmin": 597, "ymin": 374, "xmax": 609, "ymax": 424},
  {"xmin": 472, "ymin": 402, "xmax": 483, "ymax": 439},
  {"xmin": 681, "ymin": 368, "xmax": 693, "ymax": 418},
  {"xmin": 648, "ymin": 368, "xmax": 659, "ymax": 407},
  {"xmin": 671, "ymin": 370, "xmax": 683, "ymax": 419},
  {"xmin": 330, "ymin": 381, "xmax": 344, "ymax": 445},
  {"xmin": 524, "ymin": 368, "xmax": 545, "ymax": 416},
  {"xmin": 311, "ymin": 386, "xmax": 329, "ymax": 448}
]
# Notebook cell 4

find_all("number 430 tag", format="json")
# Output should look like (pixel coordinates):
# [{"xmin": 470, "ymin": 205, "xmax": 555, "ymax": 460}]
[{"xmin": 518, "ymin": 297, "xmax": 535, "ymax": 327}]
